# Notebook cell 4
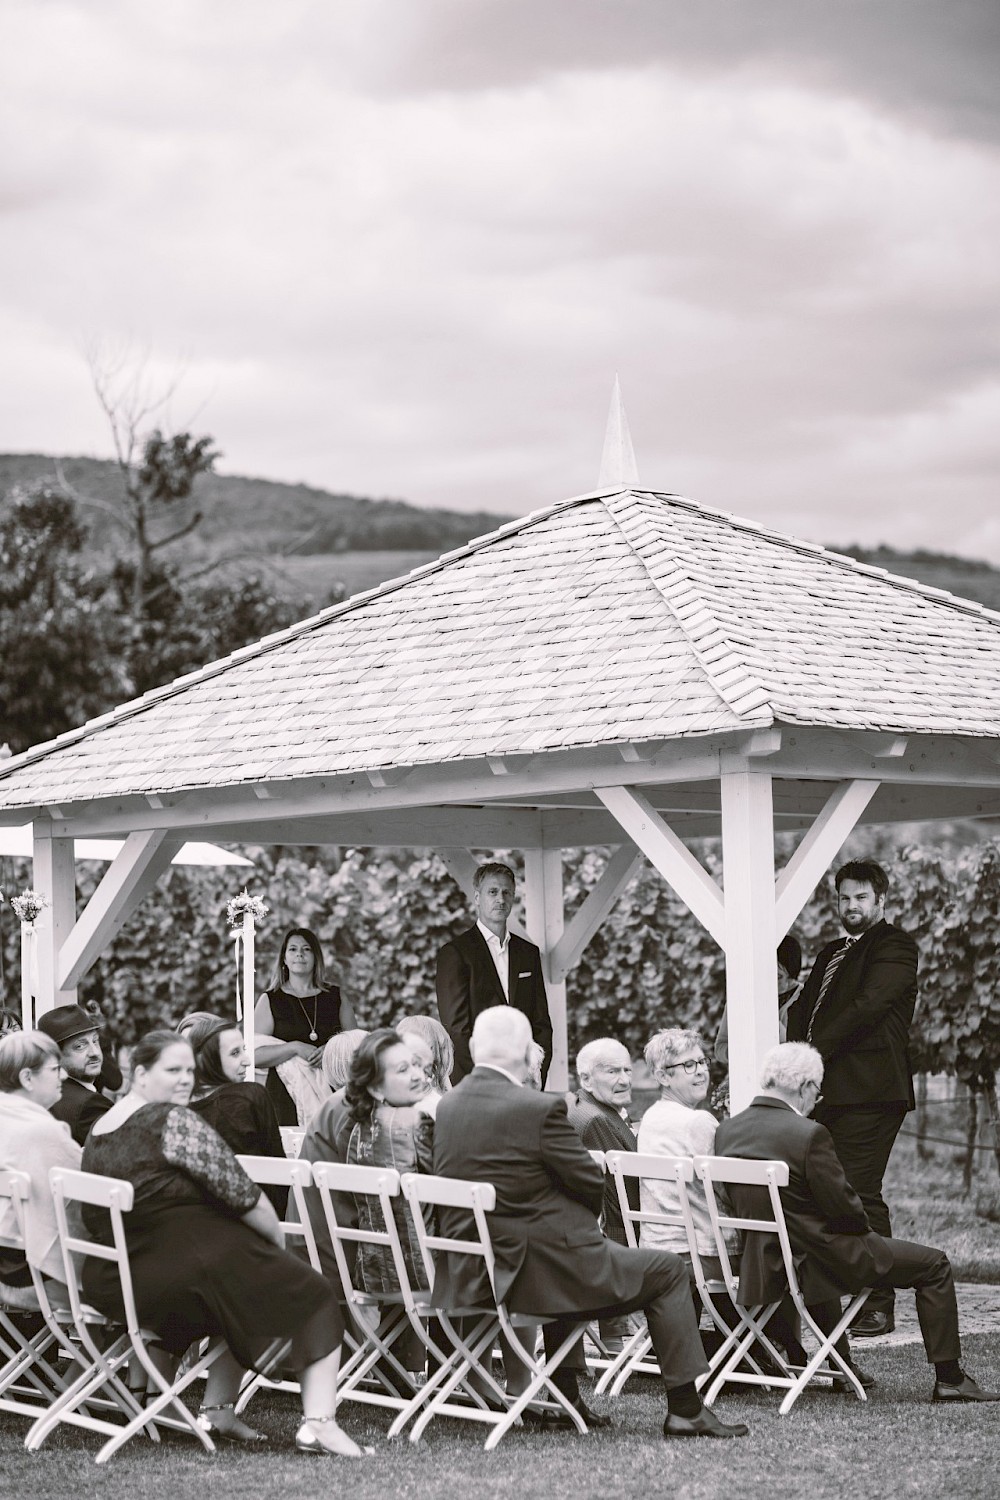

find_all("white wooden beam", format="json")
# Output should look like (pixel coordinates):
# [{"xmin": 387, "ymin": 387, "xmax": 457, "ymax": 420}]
[
  {"xmin": 549, "ymin": 844, "xmax": 643, "ymax": 983},
  {"xmin": 596, "ymin": 785, "xmax": 725, "ymax": 945},
  {"xmin": 32, "ymin": 826, "xmax": 77, "ymax": 1014},
  {"xmin": 524, "ymin": 848, "xmax": 568, "ymax": 1092},
  {"xmin": 774, "ymin": 779, "xmax": 881, "ymax": 938},
  {"xmin": 720, "ymin": 772, "xmax": 779, "ymax": 1114},
  {"xmin": 58, "ymin": 831, "xmax": 183, "ymax": 992}
]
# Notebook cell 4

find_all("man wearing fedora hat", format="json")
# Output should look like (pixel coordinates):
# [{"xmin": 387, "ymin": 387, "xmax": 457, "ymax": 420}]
[{"xmin": 36, "ymin": 1004, "xmax": 115, "ymax": 1145}]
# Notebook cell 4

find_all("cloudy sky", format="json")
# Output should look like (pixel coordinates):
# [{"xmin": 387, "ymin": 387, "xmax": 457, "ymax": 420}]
[{"xmin": 3, "ymin": 0, "xmax": 999, "ymax": 556}]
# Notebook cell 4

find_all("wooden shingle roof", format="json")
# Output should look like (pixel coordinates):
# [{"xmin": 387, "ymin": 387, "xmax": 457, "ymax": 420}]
[{"xmin": 2, "ymin": 486, "xmax": 1000, "ymax": 812}]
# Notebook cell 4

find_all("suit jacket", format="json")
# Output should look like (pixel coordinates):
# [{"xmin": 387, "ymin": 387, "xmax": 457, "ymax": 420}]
[
  {"xmin": 565, "ymin": 1090, "xmax": 638, "ymax": 1245},
  {"xmin": 785, "ymin": 919, "xmax": 917, "ymax": 1109},
  {"xmin": 715, "ymin": 1096, "xmax": 896, "ymax": 1303},
  {"xmin": 49, "ymin": 1076, "xmax": 114, "ymax": 1147},
  {"xmin": 430, "ymin": 1067, "xmax": 650, "ymax": 1316},
  {"xmin": 435, "ymin": 926, "xmax": 553, "ymax": 1084}
]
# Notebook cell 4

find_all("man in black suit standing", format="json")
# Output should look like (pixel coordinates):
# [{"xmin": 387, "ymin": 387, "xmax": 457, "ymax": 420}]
[
  {"xmin": 36, "ymin": 1004, "xmax": 114, "ymax": 1145},
  {"xmin": 430, "ymin": 1006, "xmax": 749, "ymax": 1438},
  {"xmin": 436, "ymin": 861, "xmax": 553, "ymax": 1085},
  {"xmin": 716, "ymin": 1043, "xmax": 998, "ymax": 1404},
  {"xmin": 785, "ymin": 860, "xmax": 916, "ymax": 1337}
]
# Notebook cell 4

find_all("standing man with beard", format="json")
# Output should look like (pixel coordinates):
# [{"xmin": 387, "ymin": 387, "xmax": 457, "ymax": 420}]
[{"xmin": 786, "ymin": 860, "xmax": 917, "ymax": 1338}]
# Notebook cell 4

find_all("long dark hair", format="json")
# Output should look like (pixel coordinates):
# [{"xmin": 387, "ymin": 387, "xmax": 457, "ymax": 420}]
[
  {"xmin": 344, "ymin": 1028, "xmax": 403, "ymax": 1125},
  {"xmin": 186, "ymin": 1016, "xmax": 238, "ymax": 1090},
  {"xmin": 131, "ymin": 1030, "xmax": 193, "ymax": 1076},
  {"xmin": 265, "ymin": 927, "xmax": 328, "ymax": 991}
]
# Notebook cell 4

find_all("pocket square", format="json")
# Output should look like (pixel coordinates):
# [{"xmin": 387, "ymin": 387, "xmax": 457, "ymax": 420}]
[{"xmin": 517, "ymin": 971, "xmax": 532, "ymax": 979}]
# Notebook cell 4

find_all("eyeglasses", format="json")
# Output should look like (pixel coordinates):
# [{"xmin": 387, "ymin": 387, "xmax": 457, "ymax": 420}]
[
  {"xmin": 662, "ymin": 1056, "xmax": 709, "ymax": 1075},
  {"xmin": 803, "ymin": 1080, "xmax": 824, "ymax": 1105}
]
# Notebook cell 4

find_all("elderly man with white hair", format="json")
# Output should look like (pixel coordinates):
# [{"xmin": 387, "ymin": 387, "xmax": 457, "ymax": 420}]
[
  {"xmin": 567, "ymin": 1037, "xmax": 639, "ymax": 1353},
  {"xmin": 715, "ymin": 1041, "xmax": 1000, "ymax": 1405},
  {"xmin": 430, "ymin": 1006, "xmax": 750, "ymax": 1439}
]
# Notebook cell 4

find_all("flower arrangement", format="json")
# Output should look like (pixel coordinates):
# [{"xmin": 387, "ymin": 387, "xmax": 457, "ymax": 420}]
[
  {"xmin": 11, "ymin": 890, "xmax": 47, "ymax": 925},
  {"xmin": 226, "ymin": 889, "xmax": 269, "ymax": 928}
]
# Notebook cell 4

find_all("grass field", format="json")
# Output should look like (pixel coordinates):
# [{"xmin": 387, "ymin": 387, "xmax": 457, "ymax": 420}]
[{"xmin": 2, "ymin": 1335, "xmax": 998, "ymax": 1500}]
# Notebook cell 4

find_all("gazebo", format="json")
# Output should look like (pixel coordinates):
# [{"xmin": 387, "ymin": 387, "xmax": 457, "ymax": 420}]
[{"xmin": 3, "ymin": 422, "xmax": 1000, "ymax": 1108}]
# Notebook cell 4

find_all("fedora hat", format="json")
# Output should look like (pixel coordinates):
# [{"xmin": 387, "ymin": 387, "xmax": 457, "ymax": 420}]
[{"xmin": 36, "ymin": 1004, "xmax": 101, "ymax": 1047}]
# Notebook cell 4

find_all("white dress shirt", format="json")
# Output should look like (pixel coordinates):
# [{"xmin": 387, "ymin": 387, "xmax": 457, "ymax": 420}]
[{"xmin": 476, "ymin": 919, "xmax": 511, "ymax": 1001}]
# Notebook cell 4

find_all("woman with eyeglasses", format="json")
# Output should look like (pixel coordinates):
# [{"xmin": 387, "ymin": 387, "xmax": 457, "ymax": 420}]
[{"xmin": 636, "ymin": 1029, "xmax": 721, "ymax": 1268}]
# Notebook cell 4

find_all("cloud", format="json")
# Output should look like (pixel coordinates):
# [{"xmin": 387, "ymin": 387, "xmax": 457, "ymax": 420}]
[{"xmin": 0, "ymin": 1, "xmax": 998, "ymax": 560}]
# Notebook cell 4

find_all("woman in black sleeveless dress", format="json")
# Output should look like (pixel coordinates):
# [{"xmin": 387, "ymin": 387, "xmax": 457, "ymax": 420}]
[{"xmin": 253, "ymin": 928, "xmax": 357, "ymax": 1127}]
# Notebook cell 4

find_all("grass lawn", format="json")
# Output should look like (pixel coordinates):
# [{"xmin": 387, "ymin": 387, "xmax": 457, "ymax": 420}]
[
  {"xmin": 3, "ymin": 1335, "xmax": 999, "ymax": 1500},
  {"xmin": 883, "ymin": 1101, "xmax": 1000, "ymax": 1282}
]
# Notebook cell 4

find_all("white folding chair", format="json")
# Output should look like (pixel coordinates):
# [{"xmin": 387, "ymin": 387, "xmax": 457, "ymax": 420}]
[
  {"xmin": 0, "ymin": 1170, "xmax": 72, "ymax": 1419},
  {"xmin": 696, "ymin": 1155, "xmax": 872, "ymax": 1414},
  {"xmin": 310, "ymin": 1160, "xmax": 440, "ymax": 1415},
  {"xmin": 396, "ymin": 1172, "xmax": 589, "ymax": 1449},
  {"xmin": 280, "ymin": 1126, "xmax": 305, "ymax": 1159},
  {"xmin": 25, "ymin": 1167, "xmax": 227, "ymax": 1463},
  {"xmin": 233, "ymin": 1155, "xmax": 321, "ymax": 1413}
]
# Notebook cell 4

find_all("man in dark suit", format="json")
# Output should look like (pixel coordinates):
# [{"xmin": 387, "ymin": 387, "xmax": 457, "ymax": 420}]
[
  {"xmin": 785, "ymin": 860, "xmax": 916, "ymax": 1336},
  {"xmin": 430, "ymin": 1006, "xmax": 749, "ymax": 1438},
  {"xmin": 436, "ymin": 861, "xmax": 553, "ymax": 1084},
  {"xmin": 716, "ymin": 1042, "xmax": 998, "ymax": 1404},
  {"xmin": 36, "ymin": 1004, "xmax": 114, "ymax": 1145}
]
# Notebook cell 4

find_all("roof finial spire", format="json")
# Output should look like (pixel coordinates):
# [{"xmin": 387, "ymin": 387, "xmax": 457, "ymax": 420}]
[{"xmin": 598, "ymin": 375, "xmax": 640, "ymax": 489}]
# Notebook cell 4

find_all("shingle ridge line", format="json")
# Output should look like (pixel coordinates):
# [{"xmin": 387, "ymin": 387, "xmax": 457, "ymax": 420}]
[
  {"xmin": 646, "ymin": 491, "xmax": 1000, "ymax": 628},
  {"xmin": 0, "ymin": 486, "xmax": 641, "ymax": 784},
  {"xmin": 600, "ymin": 492, "xmax": 773, "ymax": 724}
]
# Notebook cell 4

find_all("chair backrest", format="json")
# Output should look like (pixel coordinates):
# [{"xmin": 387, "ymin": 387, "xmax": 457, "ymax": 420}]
[
  {"xmin": 694, "ymin": 1156, "xmax": 794, "ymax": 1289},
  {"xmin": 0, "ymin": 1169, "xmax": 30, "ymax": 1256},
  {"xmin": 309, "ymin": 1161, "xmax": 417, "ymax": 1308},
  {"xmin": 237, "ymin": 1154, "xmax": 320, "ymax": 1270},
  {"xmin": 399, "ymin": 1173, "xmax": 498, "ymax": 1305},
  {"xmin": 49, "ymin": 1168, "xmax": 138, "ymax": 1334},
  {"xmin": 589, "ymin": 1149, "xmax": 606, "ymax": 1170},
  {"xmin": 280, "ymin": 1126, "xmax": 305, "ymax": 1159},
  {"xmin": 603, "ymin": 1149, "xmax": 693, "ymax": 1245}
]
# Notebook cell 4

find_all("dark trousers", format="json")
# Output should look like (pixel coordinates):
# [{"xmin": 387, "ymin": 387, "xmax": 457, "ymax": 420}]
[
  {"xmin": 811, "ymin": 1236, "xmax": 960, "ymax": 1365},
  {"xmin": 816, "ymin": 1103, "xmax": 906, "ymax": 1314},
  {"xmin": 544, "ymin": 1247, "xmax": 709, "ymax": 1393}
]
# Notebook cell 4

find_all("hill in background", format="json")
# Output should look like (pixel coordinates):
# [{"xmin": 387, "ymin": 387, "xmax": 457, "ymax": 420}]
[{"xmin": 4, "ymin": 451, "xmax": 1000, "ymax": 612}]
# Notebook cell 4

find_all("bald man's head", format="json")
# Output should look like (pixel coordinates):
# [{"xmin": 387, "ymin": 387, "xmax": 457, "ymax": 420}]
[{"xmin": 470, "ymin": 1006, "xmax": 533, "ymax": 1080}]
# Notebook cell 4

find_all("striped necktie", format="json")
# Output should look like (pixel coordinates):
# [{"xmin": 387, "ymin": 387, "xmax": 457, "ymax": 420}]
[{"xmin": 806, "ymin": 938, "xmax": 854, "ymax": 1042}]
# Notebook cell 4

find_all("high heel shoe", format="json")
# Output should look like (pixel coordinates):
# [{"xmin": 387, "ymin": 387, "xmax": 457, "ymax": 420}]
[
  {"xmin": 196, "ymin": 1402, "xmax": 269, "ymax": 1445},
  {"xmin": 295, "ymin": 1415, "xmax": 369, "ymax": 1457}
]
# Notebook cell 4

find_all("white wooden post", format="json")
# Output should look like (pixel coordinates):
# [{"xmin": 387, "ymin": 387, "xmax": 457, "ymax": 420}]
[
  {"xmin": 721, "ymin": 771, "xmax": 779, "ymax": 1113},
  {"xmin": 242, "ymin": 910, "xmax": 256, "ymax": 1082},
  {"xmin": 20, "ymin": 923, "xmax": 36, "ymax": 1028},
  {"xmin": 523, "ymin": 848, "xmax": 568, "ymax": 1092},
  {"xmin": 32, "ymin": 825, "xmax": 78, "ymax": 1015}
]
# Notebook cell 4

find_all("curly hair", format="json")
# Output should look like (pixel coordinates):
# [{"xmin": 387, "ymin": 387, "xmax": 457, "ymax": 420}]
[{"xmin": 344, "ymin": 1029, "xmax": 404, "ymax": 1125}]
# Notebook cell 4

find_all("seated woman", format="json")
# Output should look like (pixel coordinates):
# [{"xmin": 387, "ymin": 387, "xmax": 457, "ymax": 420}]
[
  {"xmin": 342, "ymin": 1030, "xmax": 432, "ymax": 1297},
  {"xmin": 81, "ymin": 1030, "xmax": 365, "ymax": 1457},
  {"xmin": 395, "ymin": 1015, "xmax": 454, "ymax": 1118},
  {"xmin": 186, "ymin": 1015, "xmax": 286, "ymax": 1212},
  {"xmin": 0, "ymin": 1030, "xmax": 81, "ymax": 1311},
  {"xmin": 638, "ymin": 1027, "xmax": 805, "ymax": 1366}
]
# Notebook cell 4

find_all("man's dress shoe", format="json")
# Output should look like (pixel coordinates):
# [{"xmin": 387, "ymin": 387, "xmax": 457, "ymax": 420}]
[
  {"xmin": 663, "ymin": 1406, "xmax": 749, "ymax": 1439},
  {"xmin": 851, "ymin": 1310, "xmax": 895, "ymax": 1338},
  {"xmin": 932, "ymin": 1374, "xmax": 1000, "ymax": 1404},
  {"xmin": 521, "ymin": 1397, "xmax": 613, "ymax": 1430},
  {"xmin": 830, "ymin": 1362, "xmax": 877, "ymax": 1393}
]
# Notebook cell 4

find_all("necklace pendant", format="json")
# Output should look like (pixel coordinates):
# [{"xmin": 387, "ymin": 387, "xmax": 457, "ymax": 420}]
[{"xmin": 309, "ymin": 1029, "xmax": 318, "ymax": 1042}]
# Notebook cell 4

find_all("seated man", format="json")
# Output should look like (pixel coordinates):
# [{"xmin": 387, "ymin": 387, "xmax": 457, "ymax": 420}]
[
  {"xmin": 715, "ymin": 1042, "xmax": 999, "ymax": 1404},
  {"xmin": 567, "ymin": 1037, "xmax": 638, "ymax": 1352},
  {"xmin": 36, "ymin": 1005, "xmax": 114, "ymax": 1146},
  {"xmin": 430, "ymin": 1006, "xmax": 749, "ymax": 1439}
]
